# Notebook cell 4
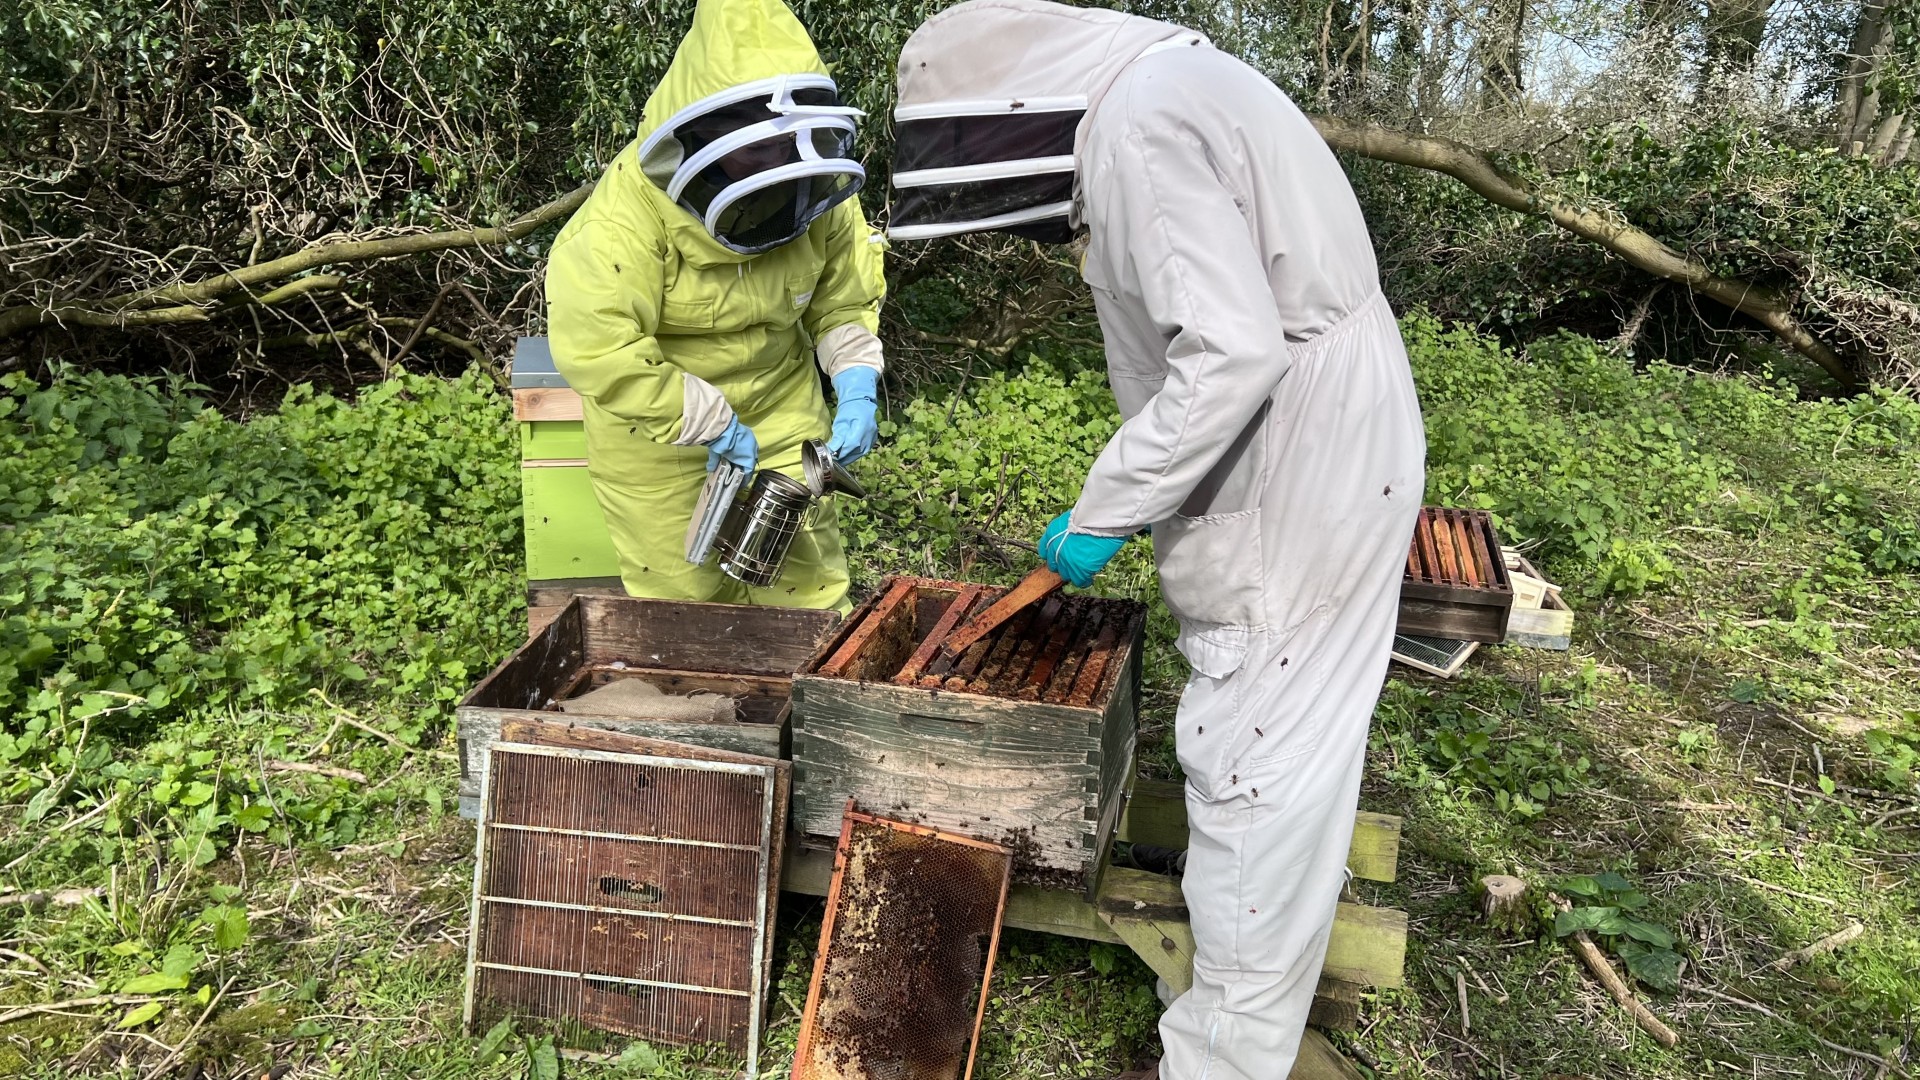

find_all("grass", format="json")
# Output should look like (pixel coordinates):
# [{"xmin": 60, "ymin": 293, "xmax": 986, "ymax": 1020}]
[
  {"xmin": 4, "ymin": 327, "xmax": 1919, "ymax": 1079},
  {"xmin": 1333, "ymin": 363, "xmax": 1920, "ymax": 1077},
  {"xmin": 0, "ymin": 749, "xmax": 1165, "ymax": 1080}
]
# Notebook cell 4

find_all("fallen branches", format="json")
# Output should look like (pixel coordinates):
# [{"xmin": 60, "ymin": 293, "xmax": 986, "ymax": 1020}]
[
  {"xmin": 264, "ymin": 761, "xmax": 369, "ymax": 784},
  {"xmin": 1768, "ymin": 921, "xmax": 1865, "ymax": 972},
  {"xmin": 0, "ymin": 185, "xmax": 592, "ymax": 341},
  {"xmin": 1306, "ymin": 115, "xmax": 1858, "ymax": 387},
  {"xmin": 0, "ymin": 887, "xmax": 104, "ymax": 910},
  {"xmin": 309, "ymin": 689, "xmax": 458, "ymax": 760},
  {"xmin": 139, "ymin": 976, "xmax": 234, "ymax": 1080},
  {"xmin": 1688, "ymin": 983, "xmax": 1908, "ymax": 1076},
  {"xmin": 2, "ymin": 792, "xmax": 122, "ymax": 873},
  {"xmin": 0, "ymin": 994, "xmax": 153, "ymax": 1027},
  {"xmin": 265, "ymin": 315, "xmax": 487, "ymax": 366},
  {"xmin": 1565, "ymin": 926, "xmax": 1681, "ymax": 1047},
  {"xmin": 1550, "ymin": 892, "xmax": 1680, "ymax": 1048}
]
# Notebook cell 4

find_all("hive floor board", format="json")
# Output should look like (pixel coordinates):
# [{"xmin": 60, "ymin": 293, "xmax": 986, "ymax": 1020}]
[
  {"xmin": 1390, "ymin": 633, "xmax": 1480, "ymax": 678},
  {"xmin": 465, "ymin": 739, "xmax": 783, "ymax": 1075}
]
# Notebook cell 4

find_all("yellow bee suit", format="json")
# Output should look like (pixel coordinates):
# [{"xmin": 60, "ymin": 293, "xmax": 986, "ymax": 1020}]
[{"xmin": 544, "ymin": 0, "xmax": 886, "ymax": 611}]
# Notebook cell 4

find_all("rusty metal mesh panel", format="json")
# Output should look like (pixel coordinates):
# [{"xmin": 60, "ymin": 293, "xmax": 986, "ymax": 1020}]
[
  {"xmin": 465, "ymin": 744, "xmax": 776, "ymax": 1070},
  {"xmin": 793, "ymin": 810, "xmax": 1012, "ymax": 1080}
]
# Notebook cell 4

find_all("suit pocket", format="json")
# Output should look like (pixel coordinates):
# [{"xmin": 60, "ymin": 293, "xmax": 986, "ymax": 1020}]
[
  {"xmin": 1243, "ymin": 604, "xmax": 1334, "ymax": 770},
  {"xmin": 1156, "ymin": 509, "xmax": 1267, "ymax": 678},
  {"xmin": 660, "ymin": 296, "xmax": 715, "ymax": 330}
]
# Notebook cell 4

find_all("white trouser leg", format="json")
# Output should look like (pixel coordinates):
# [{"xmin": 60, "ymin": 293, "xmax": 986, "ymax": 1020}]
[{"xmin": 1157, "ymin": 568, "xmax": 1401, "ymax": 1080}]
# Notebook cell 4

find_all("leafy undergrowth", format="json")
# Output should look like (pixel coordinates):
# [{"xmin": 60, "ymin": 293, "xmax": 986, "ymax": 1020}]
[
  {"xmin": 4, "ymin": 322, "xmax": 1919, "ymax": 1079},
  {"xmin": 1344, "ymin": 324, "xmax": 1920, "ymax": 1078}
]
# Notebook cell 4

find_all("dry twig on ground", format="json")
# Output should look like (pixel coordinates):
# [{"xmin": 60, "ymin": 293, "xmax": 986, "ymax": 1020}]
[{"xmin": 1549, "ymin": 893, "xmax": 1680, "ymax": 1048}]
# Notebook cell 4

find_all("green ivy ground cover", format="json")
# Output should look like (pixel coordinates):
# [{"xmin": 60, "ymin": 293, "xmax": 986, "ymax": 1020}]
[{"xmin": 3, "ymin": 322, "xmax": 1918, "ymax": 1078}]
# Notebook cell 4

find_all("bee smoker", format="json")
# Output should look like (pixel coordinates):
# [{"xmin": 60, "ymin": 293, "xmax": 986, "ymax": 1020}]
[{"xmin": 685, "ymin": 440, "xmax": 865, "ymax": 588}]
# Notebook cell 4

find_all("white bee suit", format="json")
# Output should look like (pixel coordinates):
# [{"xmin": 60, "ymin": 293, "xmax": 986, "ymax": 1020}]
[{"xmin": 892, "ymin": 4, "xmax": 1426, "ymax": 1077}]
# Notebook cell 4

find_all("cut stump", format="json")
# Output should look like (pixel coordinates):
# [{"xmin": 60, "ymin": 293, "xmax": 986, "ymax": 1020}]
[{"xmin": 1478, "ymin": 874, "xmax": 1532, "ymax": 937}]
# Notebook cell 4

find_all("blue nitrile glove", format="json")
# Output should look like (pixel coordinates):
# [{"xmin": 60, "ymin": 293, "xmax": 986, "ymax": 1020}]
[
  {"xmin": 1038, "ymin": 510, "xmax": 1128, "ymax": 588},
  {"xmin": 827, "ymin": 366, "xmax": 881, "ymax": 464},
  {"xmin": 705, "ymin": 416, "xmax": 759, "ymax": 473}
]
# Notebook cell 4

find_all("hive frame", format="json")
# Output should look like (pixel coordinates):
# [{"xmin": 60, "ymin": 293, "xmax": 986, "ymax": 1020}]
[{"xmin": 790, "ymin": 801, "xmax": 1012, "ymax": 1080}]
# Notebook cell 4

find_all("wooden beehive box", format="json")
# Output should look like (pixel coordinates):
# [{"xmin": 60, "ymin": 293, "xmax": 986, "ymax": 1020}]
[
  {"xmin": 455, "ymin": 595, "xmax": 840, "ymax": 818},
  {"xmin": 1397, "ymin": 507, "xmax": 1515, "ymax": 643},
  {"xmin": 789, "ymin": 577, "xmax": 1146, "ymax": 896},
  {"xmin": 1502, "ymin": 549, "xmax": 1574, "ymax": 650},
  {"xmin": 513, "ymin": 335, "xmax": 625, "ymax": 637}
]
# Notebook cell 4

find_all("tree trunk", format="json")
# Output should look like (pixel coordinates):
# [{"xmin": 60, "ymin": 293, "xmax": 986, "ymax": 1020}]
[
  {"xmin": 1417, "ymin": 6, "xmax": 1458, "ymax": 116},
  {"xmin": 1478, "ymin": 875, "xmax": 1533, "ymax": 937},
  {"xmin": 1887, "ymin": 116, "xmax": 1917, "ymax": 164},
  {"xmin": 1703, "ymin": 0, "xmax": 1774, "ymax": 76},
  {"xmin": 1837, "ymin": 1, "xmax": 1894, "ymax": 154},
  {"xmin": 1869, "ymin": 109, "xmax": 1909, "ymax": 160},
  {"xmin": 1636, "ymin": 0, "xmax": 1694, "ymax": 31},
  {"xmin": 1475, "ymin": 0, "xmax": 1526, "ymax": 110}
]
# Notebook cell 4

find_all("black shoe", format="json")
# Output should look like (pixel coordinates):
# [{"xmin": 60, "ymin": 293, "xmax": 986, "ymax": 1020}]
[{"xmin": 1116, "ymin": 842, "xmax": 1187, "ymax": 877}]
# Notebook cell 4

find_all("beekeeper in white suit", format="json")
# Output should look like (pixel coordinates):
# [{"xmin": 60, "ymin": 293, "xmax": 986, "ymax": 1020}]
[{"xmin": 888, "ymin": 3, "xmax": 1426, "ymax": 1076}]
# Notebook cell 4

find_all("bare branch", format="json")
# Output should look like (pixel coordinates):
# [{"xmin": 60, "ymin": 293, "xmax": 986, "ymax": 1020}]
[
  {"xmin": 0, "ymin": 184, "xmax": 592, "ymax": 341},
  {"xmin": 1308, "ymin": 114, "xmax": 1859, "ymax": 386}
]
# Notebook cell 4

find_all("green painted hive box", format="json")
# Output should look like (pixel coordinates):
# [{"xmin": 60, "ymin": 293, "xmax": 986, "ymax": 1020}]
[{"xmin": 513, "ymin": 336, "xmax": 623, "ymax": 634}]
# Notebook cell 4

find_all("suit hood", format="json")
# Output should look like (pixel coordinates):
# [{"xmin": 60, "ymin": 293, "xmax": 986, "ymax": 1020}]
[{"xmin": 636, "ymin": 0, "xmax": 867, "ymax": 256}]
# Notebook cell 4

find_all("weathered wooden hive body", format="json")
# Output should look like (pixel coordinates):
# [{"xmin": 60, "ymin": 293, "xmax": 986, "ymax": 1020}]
[
  {"xmin": 455, "ymin": 595, "xmax": 840, "ymax": 818},
  {"xmin": 1396, "ymin": 506, "xmax": 1515, "ymax": 642},
  {"xmin": 789, "ymin": 577, "xmax": 1147, "ymax": 896}
]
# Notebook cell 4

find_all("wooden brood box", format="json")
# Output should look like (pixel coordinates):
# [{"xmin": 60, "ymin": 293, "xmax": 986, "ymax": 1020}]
[
  {"xmin": 455, "ymin": 595, "xmax": 840, "ymax": 817},
  {"xmin": 789, "ymin": 577, "xmax": 1146, "ymax": 897},
  {"xmin": 1396, "ymin": 507, "xmax": 1515, "ymax": 643}
]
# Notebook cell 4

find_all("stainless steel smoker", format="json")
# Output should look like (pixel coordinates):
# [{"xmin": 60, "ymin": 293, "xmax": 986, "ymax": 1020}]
[{"xmin": 684, "ymin": 440, "xmax": 866, "ymax": 588}]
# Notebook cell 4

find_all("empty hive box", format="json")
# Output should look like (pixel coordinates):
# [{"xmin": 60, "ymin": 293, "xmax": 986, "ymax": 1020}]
[
  {"xmin": 1397, "ymin": 507, "xmax": 1515, "ymax": 643},
  {"xmin": 789, "ymin": 577, "xmax": 1147, "ymax": 896},
  {"xmin": 456, "ymin": 595, "xmax": 840, "ymax": 817},
  {"xmin": 464, "ymin": 736, "xmax": 784, "ymax": 1070}
]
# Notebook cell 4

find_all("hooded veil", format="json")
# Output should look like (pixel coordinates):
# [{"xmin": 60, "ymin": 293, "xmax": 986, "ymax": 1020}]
[
  {"xmin": 888, "ymin": 0, "xmax": 1204, "ymax": 241},
  {"xmin": 636, "ymin": 0, "xmax": 868, "ymax": 253}
]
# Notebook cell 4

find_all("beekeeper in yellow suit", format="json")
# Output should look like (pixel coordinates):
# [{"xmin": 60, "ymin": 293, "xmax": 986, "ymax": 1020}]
[{"xmin": 545, "ymin": 0, "xmax": 887, "ymax": 611}]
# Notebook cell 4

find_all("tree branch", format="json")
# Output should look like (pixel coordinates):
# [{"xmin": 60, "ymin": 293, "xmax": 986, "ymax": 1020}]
[
  {"xmin": 1307, "ymin": 115, "xmax": 1858, "ymax": 386},
  {"xmin": 9, "ymin": 273, "xmax": 350, "ymax": 333},
  {"xmin": 0, "ymin": 184, "xmax": 592, "ymax": 341},
  {"xmin": 261, "ymin": 315, "xmax": 486, "ymax": 366}
]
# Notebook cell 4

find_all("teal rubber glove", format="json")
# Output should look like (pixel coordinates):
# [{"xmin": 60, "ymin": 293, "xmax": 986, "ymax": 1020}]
[
  {"xmin": 705, "ymin": 416, "xmax": 759, "ymax": 473},
  {"xmin": 1038, "ymin": 511, "xmax": 1127, "ymax": 588},
  {"xmin": 828, "ymin": 366, "xmax": 880, "ymax": 464}
]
